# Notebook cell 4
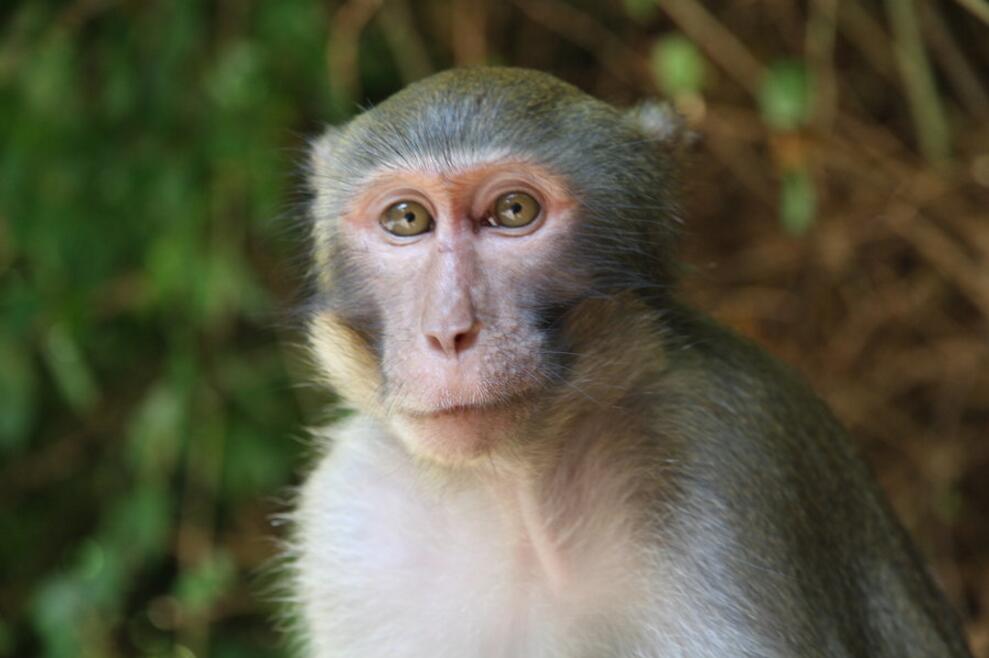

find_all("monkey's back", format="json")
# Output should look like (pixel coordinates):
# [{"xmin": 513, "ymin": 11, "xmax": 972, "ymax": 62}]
[{"xmin": 651, "ymin": 306, "xmax": 971, "ymax": 657}]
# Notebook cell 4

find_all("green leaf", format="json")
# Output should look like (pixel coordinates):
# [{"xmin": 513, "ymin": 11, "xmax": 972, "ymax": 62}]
[
  {"xmin": 127, "ymin": 380, "xmax": 186, "ymax": 478},
  {"xmin": 223, "ymin": 422, "xmax": 294, "ymax": 499},
  {"xmin": 0, "ymin": 335, "xmax": 37, "ymax": 450},
  {"xmin": 623, "ymin": 0, "xmax": 657, "ymax": 21},
  {"xmin": 780, "ymin": 168, "xmax": 817, "ymax": 234},
  {"xmin": 200, "ymin": 247, "xmax": 266, "ymax": 326},
  {"xmin": 74, "ymin": 539, "xmax": 125, "ymax": 609},
  {"xmin": 207, "ymin": 42, "xmax": 264, "ymax": 112},
  {"xmin": 0, "ymin": 617, "xmax": 13, "ymax": 655},
  {"xmin": 105, "ymin": 485, "xmax": 172, "ymax": 565},
  {"xmin": 650, "ymin": 34, "xmax": 705, "ymax": 97},
  {"xmin": 760, "ymin": 60, "xmax": 813, "ymax": 131},
  {"xmin": 175, "ymin": 550, "xmax": 237, "ymax": 614},
  {"xmin": 42, "ymin": 323, "xmax": 99, "ymax": 413},
  {"xmin": 32, "ymin": 574, "xmax": 85, "ymax": 658},
  {"xmin": 20, "ymin": 31, "xmax": 77, "ymax": 119}
]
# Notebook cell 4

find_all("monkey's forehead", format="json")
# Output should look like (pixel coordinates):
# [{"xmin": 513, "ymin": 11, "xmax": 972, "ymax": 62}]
[
  {"xmin": 377, "ymin": 67, "xmax": 591, "ymax": 116},
  {"xmin": 333, "ymin": 68, "xmax": 634, "ymax": 178},
  {"xmin": 349, "ymin": 147, "xmax": 522, "ymax": 182}
]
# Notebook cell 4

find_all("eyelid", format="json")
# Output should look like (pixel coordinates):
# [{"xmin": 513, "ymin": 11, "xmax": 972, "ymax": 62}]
[{"xmin": 370, "ymin": 190, "xmax": 437, "ymax": 219}]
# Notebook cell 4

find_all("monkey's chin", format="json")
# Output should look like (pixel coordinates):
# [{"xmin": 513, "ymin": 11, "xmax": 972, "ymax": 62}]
[{"xmin": 389, "ymin": 404, "xmax": 523, "ymax": 466}]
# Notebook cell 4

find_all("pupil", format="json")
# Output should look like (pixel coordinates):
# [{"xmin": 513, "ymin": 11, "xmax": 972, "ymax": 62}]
[
  {"xmin": 511, "ymin": 203, "xmax": 523, "ymax": 214},
  {"xmin": 404, "ymin": 212, "xmax": 416, "ymax": 223}
]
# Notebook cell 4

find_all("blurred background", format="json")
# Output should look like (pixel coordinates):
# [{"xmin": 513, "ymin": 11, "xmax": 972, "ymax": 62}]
[{"xmin": 1, "ymin": 0, "xmax": 987, "ymax": 656}]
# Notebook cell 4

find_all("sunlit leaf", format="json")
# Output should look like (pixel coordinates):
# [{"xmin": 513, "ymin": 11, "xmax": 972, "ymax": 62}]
[
  {"xmin": 207, "ymin": 42, "xmax": 264, "ymax": 112},
  {"xmin": 20, "ymin": 32, "xmax": 77, "ymax": 118},
  {"xmin": 650, "ymin": 34, "xmax": 705, "ymax": 97},
  {"xmin": 32, "ymin": 575, "xmax": 84, "ymax": 658},
  {"xmin": 127, "ymin": 380, "xmax": 186, "ymax": 478},
  {"xmin": 760, "ymin": 60, "xmax": 813, "ymax": 131}
]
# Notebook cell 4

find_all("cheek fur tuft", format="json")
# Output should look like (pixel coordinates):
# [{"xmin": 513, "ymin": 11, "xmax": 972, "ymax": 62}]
[{"xmin": 308, "ymin": 311, "xmax": 384, "ymax": 413}]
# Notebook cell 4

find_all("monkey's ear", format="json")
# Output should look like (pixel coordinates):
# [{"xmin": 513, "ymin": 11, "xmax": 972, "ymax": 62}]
[{"xmin": 624, "ymin": 101, "xmax": 695, "ymax": 149}]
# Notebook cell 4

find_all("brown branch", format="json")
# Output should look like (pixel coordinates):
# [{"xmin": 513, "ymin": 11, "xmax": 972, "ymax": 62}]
[
  {"xmin": 884, "ymin": 0, "xmax": 952, "ymax": 163},
  {"xmin": 806, "ymin": 0, "xmax": 839, "ymax": 130},
  {"xmin": 378, "ymin": 0, "xmax": 435, "ymax": 84},
  {"xmin": 951, "ymin": 0, "xmax": 989, "ymax": 26},
  {"xmin": 327, "ymin": 0, "xmax": 384, "ymax": 110},
  {"xmin": 921, "ymin": 0, "xmax": 989, "ymax": 117},
  {"xmin": 452, "ymin": 0, "xmax": 490, "ymax": 66},
  {"xmin": 885, "ymin": 203, "xmax": 989, "ymax": 321},
  {"xmin": 510, "ymin": 0, "xmax": 647, "ymax": 88},
  {"xmin": 836, "ymin": 1, "xmax": 897, "ymax": 78}
]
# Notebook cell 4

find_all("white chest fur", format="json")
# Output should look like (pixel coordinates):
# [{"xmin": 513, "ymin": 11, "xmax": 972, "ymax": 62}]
[{"xmin": 292, "ymin": 416, "xmax": 680, "ymax": 658}]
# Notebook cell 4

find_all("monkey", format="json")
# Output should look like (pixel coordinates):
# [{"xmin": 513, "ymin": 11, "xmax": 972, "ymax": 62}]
[{"xmin": 290, "ymin": 67, "xmax": 972, "ymax": 657}]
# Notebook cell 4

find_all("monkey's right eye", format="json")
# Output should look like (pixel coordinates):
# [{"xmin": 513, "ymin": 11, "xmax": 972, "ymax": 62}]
[{"xmin": 380, "ymin": 201, "xmax": 433, "ymax": 237}]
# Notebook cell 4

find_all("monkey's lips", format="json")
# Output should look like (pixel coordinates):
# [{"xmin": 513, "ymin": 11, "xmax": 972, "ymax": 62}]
[
  {"xmin": 399, "ymin": 385, "xmax": 534, "ymax": 419},
  {"xmin": 393, "ymin": 398, "xmax": 529, "ymax": 463},
  {"xmin": 411, "ymin": 401, "xmax": 511, "ymax": 419}
]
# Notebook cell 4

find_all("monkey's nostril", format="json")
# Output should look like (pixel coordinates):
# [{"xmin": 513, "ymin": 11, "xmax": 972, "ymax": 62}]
[
  {"xmin": 454, "ymin": 327, "xmax": 478, "ymax": 353},
  {"xmin": 425, "ymin": 323, "xmax": 480, "ymax": 358},
  {"xmin": 426, "ymin": 334, "xmax": 446, "ymax": 354}
]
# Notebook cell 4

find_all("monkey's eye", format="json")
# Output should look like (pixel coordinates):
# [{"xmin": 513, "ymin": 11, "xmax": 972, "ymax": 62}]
[
  {"xmin": 380, "ymin": 200, "xmax": 433, "ymax": 237},
  {"xmin": 491, "ymin": 192, "xmax": 541, "ymax": 229}
]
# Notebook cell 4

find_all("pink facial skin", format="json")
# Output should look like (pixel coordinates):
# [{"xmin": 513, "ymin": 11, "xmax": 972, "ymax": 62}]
[{"xmin": 338, "ymin": 161, "xmax": 578, "ymax": 464}]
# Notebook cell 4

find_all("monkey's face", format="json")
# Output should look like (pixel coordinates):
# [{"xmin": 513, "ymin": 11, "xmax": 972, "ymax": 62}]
[
  {"xmin": 307, "ymin": 67, "xmax": 681, "ymax": 465},
  {"xmin": 325, "ymin": 158, "xmax": 584, "ymax": 464}
]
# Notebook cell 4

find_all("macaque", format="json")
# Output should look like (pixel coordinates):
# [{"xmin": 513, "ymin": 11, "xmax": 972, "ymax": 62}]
[{"xmin": 291, "ymin": 67, "xmax": 971, "ymax": 657}]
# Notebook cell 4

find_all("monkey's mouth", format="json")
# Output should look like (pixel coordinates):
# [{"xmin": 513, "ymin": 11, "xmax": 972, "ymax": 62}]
[
  {"xmin": 409, "ymin": 400, "xmax": 513, "ymax": 419},
  {"xmin": 402, "ymin": 390, "xmax": 533, "ymax": 420},
  {"xmin": 391, "ymin": 393, "xmax": 535, "ymax": 462}
]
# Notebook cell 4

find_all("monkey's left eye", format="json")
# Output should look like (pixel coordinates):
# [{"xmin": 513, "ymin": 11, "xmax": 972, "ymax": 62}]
[
  {"xmin": 380, "ymin": 200, "xmax": 433, "ymax": 237},
  {"xmin": 491, "ymin": 192, "xmax": 541, "ymax": 229}
]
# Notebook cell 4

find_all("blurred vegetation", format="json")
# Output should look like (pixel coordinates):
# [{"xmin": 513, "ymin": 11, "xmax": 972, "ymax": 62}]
[{"xmin": 1, "ymin": 1, "xmax": 987, "ymax": 657}]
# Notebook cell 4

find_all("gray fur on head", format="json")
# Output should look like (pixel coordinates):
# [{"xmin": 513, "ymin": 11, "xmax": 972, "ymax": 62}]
[{"xmin": 308, "ymin": 67, "xmax": 686, "ymax": 301}]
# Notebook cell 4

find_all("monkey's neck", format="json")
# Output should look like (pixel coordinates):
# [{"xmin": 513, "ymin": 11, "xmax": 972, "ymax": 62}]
[
  {"xmin": 480, "ymin": 473, "xmax": 571, "ymax": 594},
  {"xmin": 472, "ymin": 402, "xmax": 650, "ymax": 596}
]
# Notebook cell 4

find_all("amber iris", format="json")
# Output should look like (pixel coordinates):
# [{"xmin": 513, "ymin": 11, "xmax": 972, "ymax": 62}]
[
  {"xmin": 380, "ymin": 200, "xmax": 433, "ymax": 236},
  {"xmin": 493, "ymin": 192, "xmax": 540, "ymax": 228}
]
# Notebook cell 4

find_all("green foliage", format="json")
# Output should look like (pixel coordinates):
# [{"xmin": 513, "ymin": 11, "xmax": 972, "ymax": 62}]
[
  {"xmin": 0, "ymin": 1, "xmax": 342, "ymax": 655},
  {"xmin": 6, "ymin": 0, "xmax": 967, "ymax": 654}
]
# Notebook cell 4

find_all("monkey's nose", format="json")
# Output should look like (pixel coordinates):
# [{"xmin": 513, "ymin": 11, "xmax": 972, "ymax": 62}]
[{"xmin": 424, "ymin": 320, "xmax": 480, "ymax": 358}]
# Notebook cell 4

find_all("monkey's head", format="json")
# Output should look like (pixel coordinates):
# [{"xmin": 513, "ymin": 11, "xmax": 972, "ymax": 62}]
[{"xmin": 306, "ymin": 67, "xmax": 683, "ymax": 465}]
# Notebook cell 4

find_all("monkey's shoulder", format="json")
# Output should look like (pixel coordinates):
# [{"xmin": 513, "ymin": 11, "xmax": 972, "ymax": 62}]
[
  {"xmin": 653, "ymin": 306, "xmax": 857, "ymax": 466},
  {"xmin": 652, "ymin": 306, "xmax": 882, "ymax": 513},
  {"xmin": 645, "ymin": 307, "xmax": 971, "ymax": 657},
  {"xmin": 660, "ymin": 307, "xmax": 832, "ymax": 415}
]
